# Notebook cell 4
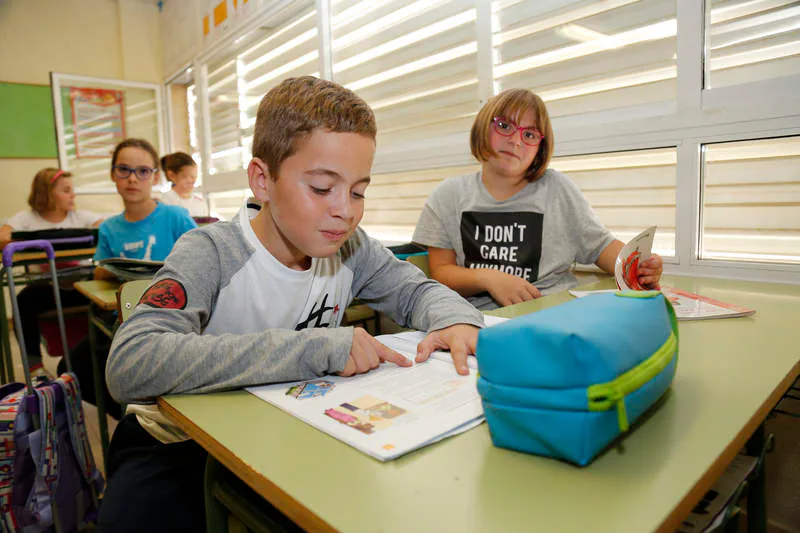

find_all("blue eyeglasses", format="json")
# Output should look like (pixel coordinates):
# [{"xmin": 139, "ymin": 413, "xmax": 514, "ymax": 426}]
[{"xmin": 113, "ymin": 165, "xmax": 158, "ymax": 181}]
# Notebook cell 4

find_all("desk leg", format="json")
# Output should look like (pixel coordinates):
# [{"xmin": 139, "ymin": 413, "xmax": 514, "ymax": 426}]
[
  {"xmin": 745, "ymin": 423, "xmax": 767, "ymax": 533},
  {"xmin": 88, "ymin": 305, "xmax": 110, "ymax": 469}
]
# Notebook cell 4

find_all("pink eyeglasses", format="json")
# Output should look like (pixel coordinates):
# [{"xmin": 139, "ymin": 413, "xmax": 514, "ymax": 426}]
[{"xmin": 491, "ymin": 117, "xmax": 544, "ymax": 146}]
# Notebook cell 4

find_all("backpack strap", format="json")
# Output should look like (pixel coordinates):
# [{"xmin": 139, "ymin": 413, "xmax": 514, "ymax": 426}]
[
  {"xmin": 25, "ymin": 384, "xmax": 60, "ymax": 528},
  {"xmin": 0, "ymin": 385, "xmax": 25, "ymax": 533},
  {"xmin": 56, "ymin": 374, "xmax": 104, "ymax": 499}
]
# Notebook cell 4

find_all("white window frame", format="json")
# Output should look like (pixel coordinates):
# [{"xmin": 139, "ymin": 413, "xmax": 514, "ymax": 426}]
[{"xmin": 51, "ymin": 71, "xmax": 166, "ymax": 194}]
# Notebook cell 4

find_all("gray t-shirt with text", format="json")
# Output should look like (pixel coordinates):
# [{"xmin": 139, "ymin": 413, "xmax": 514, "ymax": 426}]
[{"xmin": 413, "ymin": 170, "xmax": 614, "ymax": 310}]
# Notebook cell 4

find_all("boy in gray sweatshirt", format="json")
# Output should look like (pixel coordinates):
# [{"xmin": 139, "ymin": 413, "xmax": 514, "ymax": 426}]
[{"xmin": 97, "ymin": 76, "xmax": 485, "ymax": 533}]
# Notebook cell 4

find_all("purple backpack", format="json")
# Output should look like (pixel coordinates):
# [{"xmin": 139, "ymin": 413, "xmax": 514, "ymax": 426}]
[
  {"xmin": 1, "ymin": 239, "xmax": 104, "ymax": 532},
  {"xmin": 0, "ymin": 374, "xmax": 104, "ymax": 532}
]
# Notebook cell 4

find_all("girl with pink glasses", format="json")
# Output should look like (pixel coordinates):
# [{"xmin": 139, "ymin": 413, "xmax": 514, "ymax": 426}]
[{"xmin": 413, "ymin": 88, "xmax": 662, "ymax": 310}]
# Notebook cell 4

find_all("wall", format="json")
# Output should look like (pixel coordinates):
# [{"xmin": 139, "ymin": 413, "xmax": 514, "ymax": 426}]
[
  {"xmin": 169, "ymin": 84, "xmax": 191, "ymax": 154},
  {"xmin": 0, "ymin": 0, "xmax": 162, "ymax": 219}
]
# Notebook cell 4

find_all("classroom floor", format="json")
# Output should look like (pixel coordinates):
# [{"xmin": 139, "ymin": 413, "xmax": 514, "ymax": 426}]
[{"xmin": 5, "ymin": 322, "xmax": 800, "ymax": 533}]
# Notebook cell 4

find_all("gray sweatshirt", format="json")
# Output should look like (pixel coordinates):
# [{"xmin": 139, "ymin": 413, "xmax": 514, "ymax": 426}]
[{"xmin": 107, "ymin": 203, "xmax": 485, "ymax": 412}]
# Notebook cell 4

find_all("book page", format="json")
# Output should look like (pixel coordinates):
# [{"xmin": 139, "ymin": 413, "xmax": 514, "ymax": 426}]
[
  {"xmin": 247, "ymin": 357, "xmax": 484, "ymax": 461},
  {"xmin": 568, "ymin": 288, "xmax": 756, "ymax": 321},
  {"xmin": 661, "ymin": 286, "xmax": 756, "ymax": 321},
  {"xmin": 376, "ymin": 314, "xmax": 509, "ymax": 370}
]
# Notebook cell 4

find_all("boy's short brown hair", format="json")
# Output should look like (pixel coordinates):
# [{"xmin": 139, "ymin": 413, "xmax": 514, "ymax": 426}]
[
  {"xmin": 470, "ymin": 89, "xmax": 554, "ymax": 182},
  {"xmin": 252, "ymin": 76, "xmax": 377, "ymax": 178},
  {"xmin": 28, "ymin": 168, "xmax": 73, "ymax": 215}
]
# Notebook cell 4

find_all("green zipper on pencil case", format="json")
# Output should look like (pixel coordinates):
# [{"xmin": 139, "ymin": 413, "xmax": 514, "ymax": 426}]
[{"xmin": 587, "ymin": 290, "xmax": 680, "ymax": 432}]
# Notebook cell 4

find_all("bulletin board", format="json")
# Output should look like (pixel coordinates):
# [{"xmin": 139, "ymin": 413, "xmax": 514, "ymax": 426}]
[{"xmin": 0, "ymin": 81, "xmax": 58, "ymax": 158}]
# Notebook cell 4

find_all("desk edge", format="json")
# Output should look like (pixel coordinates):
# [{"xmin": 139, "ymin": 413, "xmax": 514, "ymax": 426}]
[
  {"xmin": 656, "ymin": 359, "xmax": 800, "ymax": 532},
  {"xmin": 157, "ymin": 396, "xmax": 340, "ymax": 533}
]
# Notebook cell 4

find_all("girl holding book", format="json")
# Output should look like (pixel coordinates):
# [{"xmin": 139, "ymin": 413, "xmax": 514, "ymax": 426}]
[{"xmin": 413, "ymin": 89, "xmax": 663, "ymax": 310}]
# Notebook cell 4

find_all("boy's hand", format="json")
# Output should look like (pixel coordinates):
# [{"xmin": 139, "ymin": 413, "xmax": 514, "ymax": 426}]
[
  {"xmin": 339, "ymin": 327, "xmax": 412, "ymax": 377},
  {"xmin": 638, "ymin": 254, "xmax": 663, "ymax": 290},
  {"xmin": 485, "ymin": 270, "xmax": 541, "ymax": 307},
  {"xmin": 416, "ymin": 324, "xmax": 480, "ymax": 376}
]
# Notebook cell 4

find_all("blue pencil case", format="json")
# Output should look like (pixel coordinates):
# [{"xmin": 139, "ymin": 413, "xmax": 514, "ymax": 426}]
[{"xmin": 476, "ymin": 291, "xmax": 678, "ymax": 466}]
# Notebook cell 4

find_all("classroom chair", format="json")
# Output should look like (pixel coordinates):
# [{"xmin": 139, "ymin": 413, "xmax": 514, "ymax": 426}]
[
  {"xmin": 117, "ymin": 279, "xmax": 152, "ymax": 322},
  {"xmin": 342, "ymin": 302, "xmax": 380, "ymax": 334},
  {"xmin": 406, "ymin": 253, "xmax": 430, "ymax": 277},
  {"xmin": 37, "ymin": 305, "xmax": 90, "ymax": 357}
]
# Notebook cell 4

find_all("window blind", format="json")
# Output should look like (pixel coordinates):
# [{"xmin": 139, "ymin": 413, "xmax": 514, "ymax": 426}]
[
  {"xmin": 702, "ymin": 136, "xmax": 800, "ymax": 263},
  {"xmin": 707, "ymin": 0, "xmax": 800, "ymax": 89},
  {"xmin": 492, "ymin": 0, "xmax": 678, "ymax": 118},
  {"xmin": 331, "ymin": 0, "xmax": 479, "ymax": 174}
]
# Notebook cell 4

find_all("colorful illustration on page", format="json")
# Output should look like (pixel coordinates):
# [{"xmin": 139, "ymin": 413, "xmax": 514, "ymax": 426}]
[
  {"xmin": 286, "ymin": 380, "xmax": 334, "ymax": 400},
  {"xmin": 324, "ymin": 395, "xmax": 407, "ymax": 435}
]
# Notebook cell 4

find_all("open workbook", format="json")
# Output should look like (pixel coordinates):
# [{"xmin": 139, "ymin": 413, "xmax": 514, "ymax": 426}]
[
  {"xmin": 571, "ymin": 227, "xmax": 756, "ymax": 320},
  {"xmin": 246, "ymin": 316, "xmax": 508, "ymax": 461}
]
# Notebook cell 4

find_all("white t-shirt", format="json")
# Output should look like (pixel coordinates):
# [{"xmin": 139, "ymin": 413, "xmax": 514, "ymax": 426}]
[
  {"xmin": 5, "ymin": 209, "xmax": 102, "ymax": 231},
  {"xmin": 159, "ymin": 189, "xmax": 208, "ymax": 217}
]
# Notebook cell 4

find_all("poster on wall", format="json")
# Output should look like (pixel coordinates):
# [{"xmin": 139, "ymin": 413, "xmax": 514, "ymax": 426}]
[
  {"xmin": 201, "ymin": 0, "xmax": 261, "ymax": 45},
  {"xmin": 69, "ymin": 87, "xmax": 126, "ymax": 158}
]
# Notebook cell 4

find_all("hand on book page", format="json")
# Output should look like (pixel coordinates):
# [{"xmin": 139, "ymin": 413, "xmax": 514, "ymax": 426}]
[
  {"xmin": 247, "ymin": 333, "xmax": 486, "ymax": 461},
  {"xmin": 415, "ymin": 324, "xmax": 480, "ymax": 376},
  {"xmin": 339, "ymin": 327, "xmax": 412, "ymax": 377},
  {"xmin": 376, "ymin": 316, "xmax": 509, "ymax": 372}
]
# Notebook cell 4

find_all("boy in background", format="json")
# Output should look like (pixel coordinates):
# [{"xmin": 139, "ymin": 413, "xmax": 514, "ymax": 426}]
[{"xmin": 98, "ymin": 76, "xmax": 484, "ymax": 532}]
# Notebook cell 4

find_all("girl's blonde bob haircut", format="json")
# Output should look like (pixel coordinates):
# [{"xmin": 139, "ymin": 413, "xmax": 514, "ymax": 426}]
[
  {"xmin": 28, "ymin": 168, "xmax": 73, "ymax": 215},
  {"xmin": 470, "ymin": 89, "xmax": 554, "ymax": 182}
]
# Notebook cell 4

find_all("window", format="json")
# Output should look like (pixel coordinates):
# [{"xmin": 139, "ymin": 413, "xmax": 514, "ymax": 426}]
[
  {"xmin": 52, "ymin": 74, "xmax": 162, "ymax": 193},
  {"xmin": 706, "ymin": 0, "xmax": 800, "ymax": 89},
  {"xmin": 360, "ymin": 164, "xmax": 480, "ymax": 243},
  {"xmin": 493, "ymin": 0, "xmax": 677, "ymax": 119},
  {"xmin": 177, "ymin": 0, "xmax": 800, "ymax": 278},
  {"xmin": 206, "ymin": 53, "xmax": 244, "ymax": 176},
  {"xmin": 166, "ymin": 67, "xmax": 199, "ymax": 189},
  {"xmin": 204, "ymin": 1, "xmax": 317, "ymax": 214},
  {"xmin": 332, "ymin": 0, "xmax": 479, "ymax": 173},
  {"xmin": 237, "ymin": 1, "xmax": 318, "ymax": 160},
  {"xmin": 701, "ymin": 136, "xmax": 800, "ymax": 263},
  {"xmin": 207, "ymin": 188, "xmax": 252, "ymax": 222},
  {"xmin": 552, "ymin": 148, "xmax": 677, "ymax": 257}
]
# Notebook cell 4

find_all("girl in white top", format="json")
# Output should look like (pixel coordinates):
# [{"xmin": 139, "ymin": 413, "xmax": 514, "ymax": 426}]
[
  {"xmin": 159, "ymin": 152, "xmax": 209, "ymax": 217},
  {"xmin": 1, "ymin": 168, "xmax": 102, "ymax": 247},
  {"xmin": 0, "ymin": 168, "xmax": 103, "ymax": 375}
]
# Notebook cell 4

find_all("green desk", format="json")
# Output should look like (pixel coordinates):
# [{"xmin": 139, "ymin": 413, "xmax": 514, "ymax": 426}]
[
  {"xmin": 74, "ymin": 279, "xmax": 121, "ymax": 468},
  {"xmin": 0, "ymin": 247, "xmax": 96, "ymax": 383},
  {"xmin": 158, "ymin": 275, "xmax": 800, "ymax": 533}
]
